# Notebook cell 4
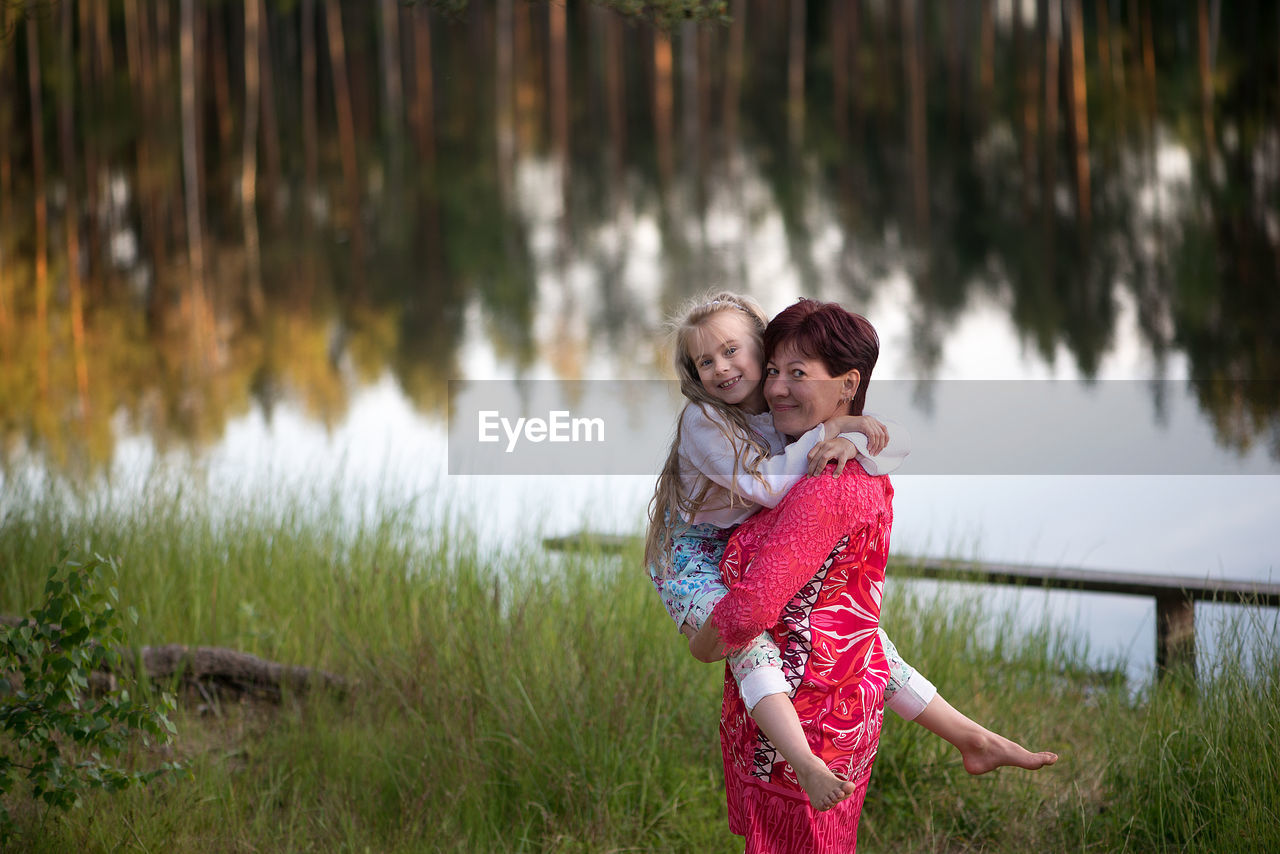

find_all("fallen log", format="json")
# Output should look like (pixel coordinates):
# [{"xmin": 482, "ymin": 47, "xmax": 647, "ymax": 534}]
[
  {"xmin": 2, "ymin": 615, "xmax": 346, "ymax": 702},
  {"xmin": 131, "ymin": 644, "xmax": 347, "ymax": 701}
]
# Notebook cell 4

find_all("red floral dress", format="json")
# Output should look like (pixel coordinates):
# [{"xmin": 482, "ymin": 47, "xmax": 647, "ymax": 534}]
[{"xmin": 711, "ymin": 464, "xmax": 893, "ymax": 853}]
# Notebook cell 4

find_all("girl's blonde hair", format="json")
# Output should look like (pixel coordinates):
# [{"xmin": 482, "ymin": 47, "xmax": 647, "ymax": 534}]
[{"xmin": 643, "ymin": 291, "xmax": 774, "ymax": 570}]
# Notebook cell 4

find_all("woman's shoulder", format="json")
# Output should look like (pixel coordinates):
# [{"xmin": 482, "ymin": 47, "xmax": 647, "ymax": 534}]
[{"xmin": 783, "ymin": 464, "xmax": 893, "ymax": 520}]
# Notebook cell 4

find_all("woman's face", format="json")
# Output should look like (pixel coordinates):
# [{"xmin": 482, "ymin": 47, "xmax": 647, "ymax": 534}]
[{"xmin": 765, "ymin": 340, "xmax": 859, "ymax": 437}]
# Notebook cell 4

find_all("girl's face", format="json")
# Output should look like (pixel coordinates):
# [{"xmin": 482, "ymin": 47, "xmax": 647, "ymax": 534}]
[
  {"xmin": 764, "ymin": 340, "xmax": 860, "ymax": 438},
  {"xmin": 687, "ymin": 311, "xmax": 766, "ymax": 412}
]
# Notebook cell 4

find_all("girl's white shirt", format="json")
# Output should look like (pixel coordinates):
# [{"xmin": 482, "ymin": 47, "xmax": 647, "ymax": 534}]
[{"xmin": 676, "ymin": 403, "xmax": 911, "ymax": 527}]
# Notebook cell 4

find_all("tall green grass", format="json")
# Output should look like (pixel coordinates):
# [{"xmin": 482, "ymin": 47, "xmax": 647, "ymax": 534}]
[
  {"xmin": 1, "ymin": 470, "xmax": 733, "ymax": 852},
  {"xmin": 1079, "ymin": 616, "xmax": 1280, "ymax": 853},
  {"xmin": 2, "ymin": 470, "xmax": 1277, "ymax": 852}
]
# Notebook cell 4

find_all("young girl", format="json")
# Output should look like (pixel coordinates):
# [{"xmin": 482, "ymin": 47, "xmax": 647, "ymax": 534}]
[{"xmin": 645, "ymin": 292, "xmax": 1057, "ymax": 812}]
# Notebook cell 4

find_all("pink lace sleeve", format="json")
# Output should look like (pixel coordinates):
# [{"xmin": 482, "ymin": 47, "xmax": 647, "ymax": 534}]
[{"xmin": 711, "ymin": 471, "xmax": 868, "ymax": 651}]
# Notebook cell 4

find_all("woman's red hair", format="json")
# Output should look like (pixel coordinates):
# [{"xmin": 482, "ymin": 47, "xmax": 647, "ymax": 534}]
[{"xmin": 763, "ymin": 299, "xmax": 880, "ymax": 416}]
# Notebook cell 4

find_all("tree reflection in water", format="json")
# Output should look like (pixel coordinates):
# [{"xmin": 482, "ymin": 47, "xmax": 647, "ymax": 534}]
[{"xmin": 0, "ymin": 0, "xmax": 1275, "ymax": 471}]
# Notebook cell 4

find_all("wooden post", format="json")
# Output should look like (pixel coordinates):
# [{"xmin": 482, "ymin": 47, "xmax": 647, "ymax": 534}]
[{"xmin": 1155, "ymin": 593, "xmax": 1196, "ymax": 677}]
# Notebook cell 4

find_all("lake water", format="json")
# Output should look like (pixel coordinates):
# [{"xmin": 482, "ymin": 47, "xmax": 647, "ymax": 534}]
[{"xmin": 1, "ymin": 0, "xmax": 1277, "ymax": 681}]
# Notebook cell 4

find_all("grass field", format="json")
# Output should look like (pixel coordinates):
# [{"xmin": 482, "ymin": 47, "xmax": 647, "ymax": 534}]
[{"xmin": 2, "ymin": 470, "xmax": 1277, "ymax": 852}]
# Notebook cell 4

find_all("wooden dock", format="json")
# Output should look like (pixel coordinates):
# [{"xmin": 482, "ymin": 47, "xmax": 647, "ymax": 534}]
[
  {"xmin": 885, "ymin": 557, "xmax": 1280, "ymax": 676},
  {"xmin": 543, "ymin": 533, "xmax": 1280, "ymax": 677}
]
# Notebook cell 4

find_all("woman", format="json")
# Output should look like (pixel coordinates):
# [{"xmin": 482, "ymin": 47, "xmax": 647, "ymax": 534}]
[{"xmin": 690, "ymin": 300, "xmax": 1052, "ymax": 851}]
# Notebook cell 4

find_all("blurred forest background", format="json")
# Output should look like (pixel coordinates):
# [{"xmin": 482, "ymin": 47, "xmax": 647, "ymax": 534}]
[{"xmin": 0, "ymin": 0, "xmax": 1277, "ymax": 473}]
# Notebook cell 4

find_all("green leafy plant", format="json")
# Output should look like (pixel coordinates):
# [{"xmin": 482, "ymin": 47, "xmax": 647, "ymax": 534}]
[{"xmin": 0, "ymin": 552, "xmax": 183, "ymax": 842}]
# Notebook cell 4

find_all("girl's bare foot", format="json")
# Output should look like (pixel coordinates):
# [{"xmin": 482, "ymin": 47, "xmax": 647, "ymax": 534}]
[
  {"xmin": 793, "ymin": 757, "xmax": 858, "ymax": 811},
  {"xmin": 959, "ymin": 729, "xmax": 1058, "ymax": 775},
  {"xmin": 912, "ymin": 695, "xmax": 1058, "ymax": 776},
  {"xmin": 748, "ymin": 694, "xmax": 857, "ymax": 809}
]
